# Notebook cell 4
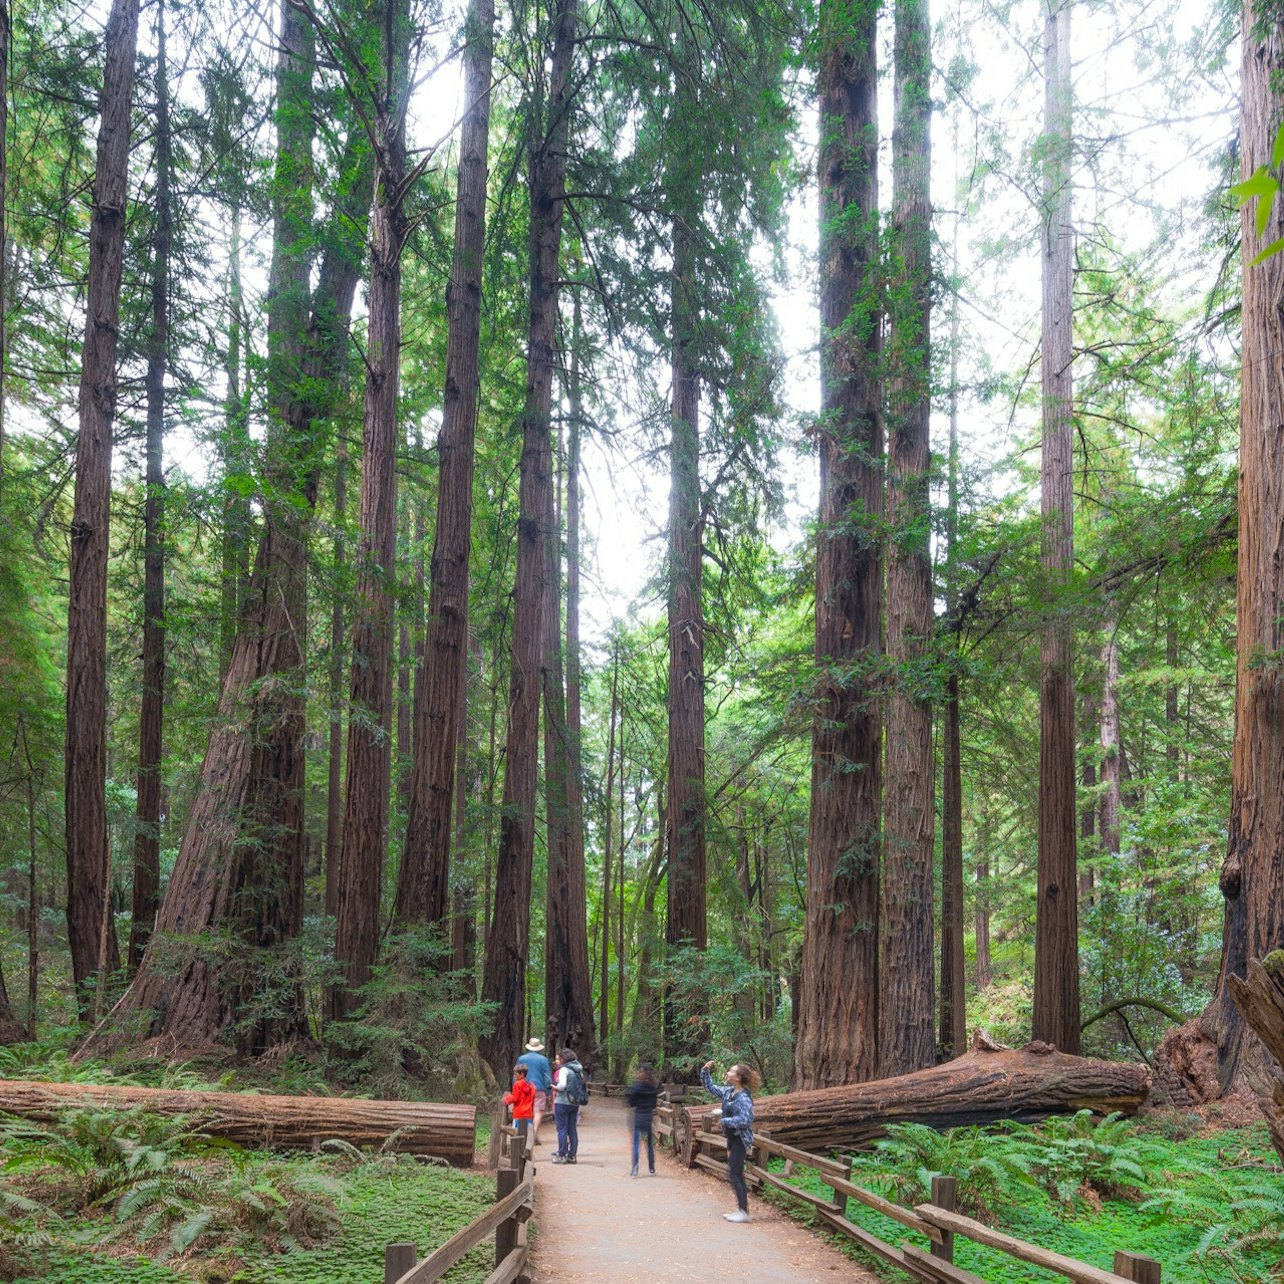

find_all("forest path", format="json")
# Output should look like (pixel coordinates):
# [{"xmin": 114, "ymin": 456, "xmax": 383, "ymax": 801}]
[{"xmin": 527, "ymin": 1094, "xmax": 879, "ymax": 1283}]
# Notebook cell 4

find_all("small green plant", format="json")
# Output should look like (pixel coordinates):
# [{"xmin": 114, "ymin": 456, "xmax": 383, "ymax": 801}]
[
  {"xmin": 1029, "ymin": 1110, "xmax": 1159, "ymax": 1205},
  {"xmin": 852, "ymin": 1121, "xmax": 1042, "ymax": 1219}
]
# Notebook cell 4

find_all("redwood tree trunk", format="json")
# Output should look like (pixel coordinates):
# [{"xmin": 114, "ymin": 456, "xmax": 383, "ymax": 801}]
[
  {"xmin": 64, "ymin": 0, "xmax": 139, "ymax": 1011},
  {"xmin": 77, "ymin": 53, "xmax": 375, "ymax": 1057},
  {"xmin": 1200, "ymin": 2, "xmax": 1284, "ymax": 1096},
  {"xmin": 331, "ymin": 0, "xmax": 410, "ymax": 1020},
  {"xmin": 1099, "ymin": 629, "xmax": 1121, "ymax": 856},
  {"xmin": 1032, "ymin": 0, "xmax": 1081, "ymax": 1056},
  {"xmin": 939, "ymin": 253, "xmax": 966, "ymax": 1060},
  {"xmin": 129, "ymin": 0, "xmax": 171, "ymax": 974},
  {"xmin": 880, "ymin": 0, "xmax": 934, "ymax": 1079},
  {"xmin": 545, "ymin": 313, "xmax": 594, "ymax": 1061},
  {"xmin": 796, "ymin": 0, "xmax": 882, "ymax": 1090},
  {"xmin": 396, "ymin": 0, "xmax": 495, "ymax": 935},
  {"xmin": 479, "ymin": 0, "xmax": 578, "ymax": 1080},
  {"xmin": 325, "ymin": 447, "xmax": 347, "ymax": 920},
  {"xmin": 666, "ymin": 216, "xmax": 707, "ymax": 959},
  {"xmin": 219, "ymin": 210, "xmax": 251, "ymax": 680}
]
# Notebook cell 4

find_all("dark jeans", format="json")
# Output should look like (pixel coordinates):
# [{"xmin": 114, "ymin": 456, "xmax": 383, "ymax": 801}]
[
  {"xmin": 726, "ymin": 1131, "xmax": 748, "ymax": 1212},
  {"xmin": 631, "ymin": 1122, "xmax": 654, "ymax": 1172},
  {"xmin": 554, "ymin": 1102, "xmax": 579, "ymax": 1157},
  {"xmin": 515, "ymin": 1117, "xmax": 529, "ymax": 1137}
]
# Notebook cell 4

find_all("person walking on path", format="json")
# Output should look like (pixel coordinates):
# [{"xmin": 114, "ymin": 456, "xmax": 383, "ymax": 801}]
[
  {"xmin": 517, "ymin": 1038, "xmax": 553, "ymax": 1146},
  {"xmin": 625, "ymin": 1062, "xmax": 659, "ymax": 1176},
  {"xmin": 552, "ymin": 1047, "xmax": 586, "ymax": 1164},
  {"xmin": 503, "ymin": 1063, "xmax": 535, "ymax": 1137},
  {"xmin": 701, "ymin": 1058, "xmax": 758, "ymax": 1222}
]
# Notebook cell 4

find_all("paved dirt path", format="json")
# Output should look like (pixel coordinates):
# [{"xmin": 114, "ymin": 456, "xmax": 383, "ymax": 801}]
[{"xmin": 527, "ymin": 1095, "xmax": 880, "ymax": 1283}]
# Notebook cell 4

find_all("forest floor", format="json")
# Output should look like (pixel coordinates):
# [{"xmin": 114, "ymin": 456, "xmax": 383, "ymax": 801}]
[{"xmin": 528, "ymin": 1095, "xmax": 878, "ymax": 1282}]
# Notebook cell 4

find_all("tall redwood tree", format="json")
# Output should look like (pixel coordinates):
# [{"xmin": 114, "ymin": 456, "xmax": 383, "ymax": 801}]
[
  {"xmin": 879, "ymin": 0, "xmax": 935, "ymax": 1078},
  {"xmin": 64, "ymin": 0, "xmax": 140, "ymax": 1011},
  {"xmin": 795, "ymin": 0, "xmax": 883, "ymax": 1090},
  {"xmin": 1032, "ymin": 0, "xmax": 1081, "ymax": 1055},
  {"xmin": 395, "ymin": 0, "xmax": 496, "ymax": 937},
  {"xmin": 479, "ymin": 0, "xmax": 579, "ymax": 1080}
]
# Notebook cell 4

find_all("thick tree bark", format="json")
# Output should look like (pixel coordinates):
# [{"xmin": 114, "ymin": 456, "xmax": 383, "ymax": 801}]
[
  {"xmin": 129, "ymin": 0, "xmax": 172, "ymax": 974},
  {"xmin": 325, "ymin": 447, "xmax": 347, "ymax": 920},
  {"xmin": 796, "ymin": 0, "xmax": 882, "ymax": 1091},
  {"xmin": 330, "ymin": 0, "xmax": 410, "ymax": 1020},
  {"xmin": 1160, "ymin": 4, "xmax": 1284, "ymax": 1101},
  {"xmin": 880, "ymin": 0, "xmax": 934, "ymax": 1079},
  {"xmin": 1033, "ymin": 0, "xmax": 1081, "ymax": 1056},
  {"xmin": 65, "ymin": 0, "xmax": 139, "ymax": 1011},
  {"xmin": 479, "ymin": 0, "xmax": 578, "ymax": 1081},
  {"xmin": 681, "ymin": 1038, "xmax": 1150, "ymax": 1156},
  {"xmin": 0, "ymin": 1079, "xmax": 476, "ymax": 1164},
  {"xmin": 77, "ymin": 62, "xmax": 375, "ymax": 1056},
  {"xmin": 666, "ymin": 218, "xmax": 707, "ymax": 957},
  {"xmin": 396, "ymin": 0, "xmax": 495, "ymax": 934},
  {"xmin": 1227, "ymin": 955, "xmax": 1284, "ymax": 1161}
]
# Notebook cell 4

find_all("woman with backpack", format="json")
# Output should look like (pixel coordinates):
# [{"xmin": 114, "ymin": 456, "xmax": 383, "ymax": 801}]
[
  {"xmin": 551, "ymin": 1047, "xmax": 586, "ymax": 1164},
  {"xmin": 700, "ymin": 1058, "xmax": 759, "ymax": 1222}
]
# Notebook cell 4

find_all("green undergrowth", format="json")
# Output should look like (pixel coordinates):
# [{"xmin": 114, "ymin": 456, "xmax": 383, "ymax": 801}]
[
  {"xmin": 0, "ymin": 1105, "xmax": 496, "ymax": 1283},
  {"xmin": 756, "ymin": 1112, "xmax": 1282, "ymax": 1283}
]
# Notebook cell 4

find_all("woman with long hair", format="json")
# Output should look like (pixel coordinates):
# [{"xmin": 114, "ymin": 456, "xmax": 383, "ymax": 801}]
[{"xmin": 700, "ymin": 1058, "xmax": 760, "ymax": 1222}]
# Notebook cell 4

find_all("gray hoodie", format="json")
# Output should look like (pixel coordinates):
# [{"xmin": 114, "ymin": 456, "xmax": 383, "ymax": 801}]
[{"xmin": 553, "ymin": 1058, "xmax": 586, "ymax": 1107}]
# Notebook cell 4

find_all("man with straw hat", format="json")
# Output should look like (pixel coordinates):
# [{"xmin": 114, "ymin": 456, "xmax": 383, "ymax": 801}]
[{"xmin": 516, "ymin": 1037, "xmax": 553, "ymax": 1146}]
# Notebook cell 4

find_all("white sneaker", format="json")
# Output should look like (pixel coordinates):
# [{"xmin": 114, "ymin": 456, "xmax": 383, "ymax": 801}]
[{"xmin": 723, "ymin": 1210, "xmax": 750, "ymax": 1223}]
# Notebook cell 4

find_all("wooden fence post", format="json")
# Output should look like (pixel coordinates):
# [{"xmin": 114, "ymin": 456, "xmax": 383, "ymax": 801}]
[
  {"xmin": 507, "ymin": 1127, "xmax": 525, "ymax": 1179},
  {"xmin": 495, "ymin": 1166, "xmax": 519, "ymax": 1267},
  {"xmin": 930, "ymin": 1175, "xmax": 957, "ymax": 1264},
  {"xmin": 834, "ymin": 1155, "xmax": 852, "ymax": 1219},
  {"xmin": 1114, "ymin": 1251, "xmax": 1161, "ymax": 1282},
  {"xmin": 384, "ymin": 1242, "xmax": 416, "ymax": 1284}
]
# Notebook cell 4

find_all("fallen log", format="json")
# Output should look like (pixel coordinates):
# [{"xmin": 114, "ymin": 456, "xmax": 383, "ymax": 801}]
[
  {"xmin": 675, "ymin": 1035, "xmax": 1150, "ymax": 1158},
  {"xmin": 0, "ymin": 1078, "xmax": 476, "ymax": 1165},
  {"xmin": 1227, "ymin": 952, "xmax": 1284, "ymax": 1163}
]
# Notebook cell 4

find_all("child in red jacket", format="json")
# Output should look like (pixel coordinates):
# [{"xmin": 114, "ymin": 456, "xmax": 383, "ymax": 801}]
[{"xmin": 503, "ymin": 1063, "xmax": 535, "ymax": 1135}]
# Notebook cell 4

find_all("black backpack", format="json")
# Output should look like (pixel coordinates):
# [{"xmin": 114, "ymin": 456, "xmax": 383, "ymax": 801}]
[{"xmin": 565, "ymin": 1064, "xmax": 590, "ymax": 1106}]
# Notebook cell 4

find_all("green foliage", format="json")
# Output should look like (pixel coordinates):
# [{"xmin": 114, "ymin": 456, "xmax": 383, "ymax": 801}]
[{"xmin": 323, "ymin": 927, "xmax": 497, "ymax": 1101}]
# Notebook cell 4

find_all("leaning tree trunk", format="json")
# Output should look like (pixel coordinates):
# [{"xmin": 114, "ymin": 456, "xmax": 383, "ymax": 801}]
[
  {"xmin": 1156, "ymin": 2, "xmax": 1284, "ymax": 1104},
  {"xmin": 76, "ymin": 100, "xmax": 375, "ymax": 1058},
  {"xmin": 1033, "ymin": 0, "xmax": 1081, "ymax": 1056},
  {"xmin": 64, "ymin": 0, "xmax": 139, "ymax": 1014},
  {"xmin": 479, "ymin": 0, "xmax": 578, "ymax": 1081},
  {"xmin": 396, "ymin": 0, "xmax": 495, "ymax": 936},
  {"xmin": 330, "ymin": 0, "xmax": 409, "ymax": 1021},
  {"xmin": 796, "ymin": 0, "xmax": 883, "ymax": 1091},
  {"xmin": 880, "ymin": 0, "xmax": 934, "ymax": 1079},
  {"xmin": 129, "ymin": 0, "xmax": 172, "ymax": 974}
]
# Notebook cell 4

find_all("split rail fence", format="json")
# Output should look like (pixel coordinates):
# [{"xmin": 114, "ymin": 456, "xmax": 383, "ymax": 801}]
[
  {"xmin": 598, "ymin": 1083, "xmax": 1162, "ymax": 1284},
  {"xmin": 383, "ymin": 1126, "xmax": 533, "ymax": 1284}
]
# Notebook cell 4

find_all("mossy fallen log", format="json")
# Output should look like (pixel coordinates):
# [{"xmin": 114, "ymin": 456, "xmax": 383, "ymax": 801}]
[
  {"xmin": 675, "ymin": 1035, "xmax": 1150, "ymax": 1159},
  {"xmin": 0, "ymin": 1078, "xmax": 476, "ymax": 1165}
]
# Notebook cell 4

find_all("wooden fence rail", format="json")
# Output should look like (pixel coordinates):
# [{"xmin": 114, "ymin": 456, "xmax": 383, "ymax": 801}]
[
  {"xmin": 384, "ymin": 1128, "xmax": 534, "ymax": 1284},
  {"xmin": 678, "ymin": 1105, "xmax": 1160, "ymax": 1284}
]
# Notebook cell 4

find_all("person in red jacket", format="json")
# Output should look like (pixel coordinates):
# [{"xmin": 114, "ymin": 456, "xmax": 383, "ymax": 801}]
[{"xmin": 503, "ymin": 1063, "xmax": 535, "ymax": 1136}]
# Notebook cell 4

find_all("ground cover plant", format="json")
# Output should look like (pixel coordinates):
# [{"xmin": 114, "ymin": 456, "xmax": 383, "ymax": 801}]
[
  {"xmin": 758, "ymin": 1113, "xmax": 1284, "ymax": 1283},
  {"xmin": 0, "ymin": 1104, "xmax": 496, "ymax": 1283}
]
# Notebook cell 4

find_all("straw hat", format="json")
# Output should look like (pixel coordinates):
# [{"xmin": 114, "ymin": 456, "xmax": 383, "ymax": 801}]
[{"xmin": 524, "ymin": 1038, "xmax": 545, "ymax": 1053}]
